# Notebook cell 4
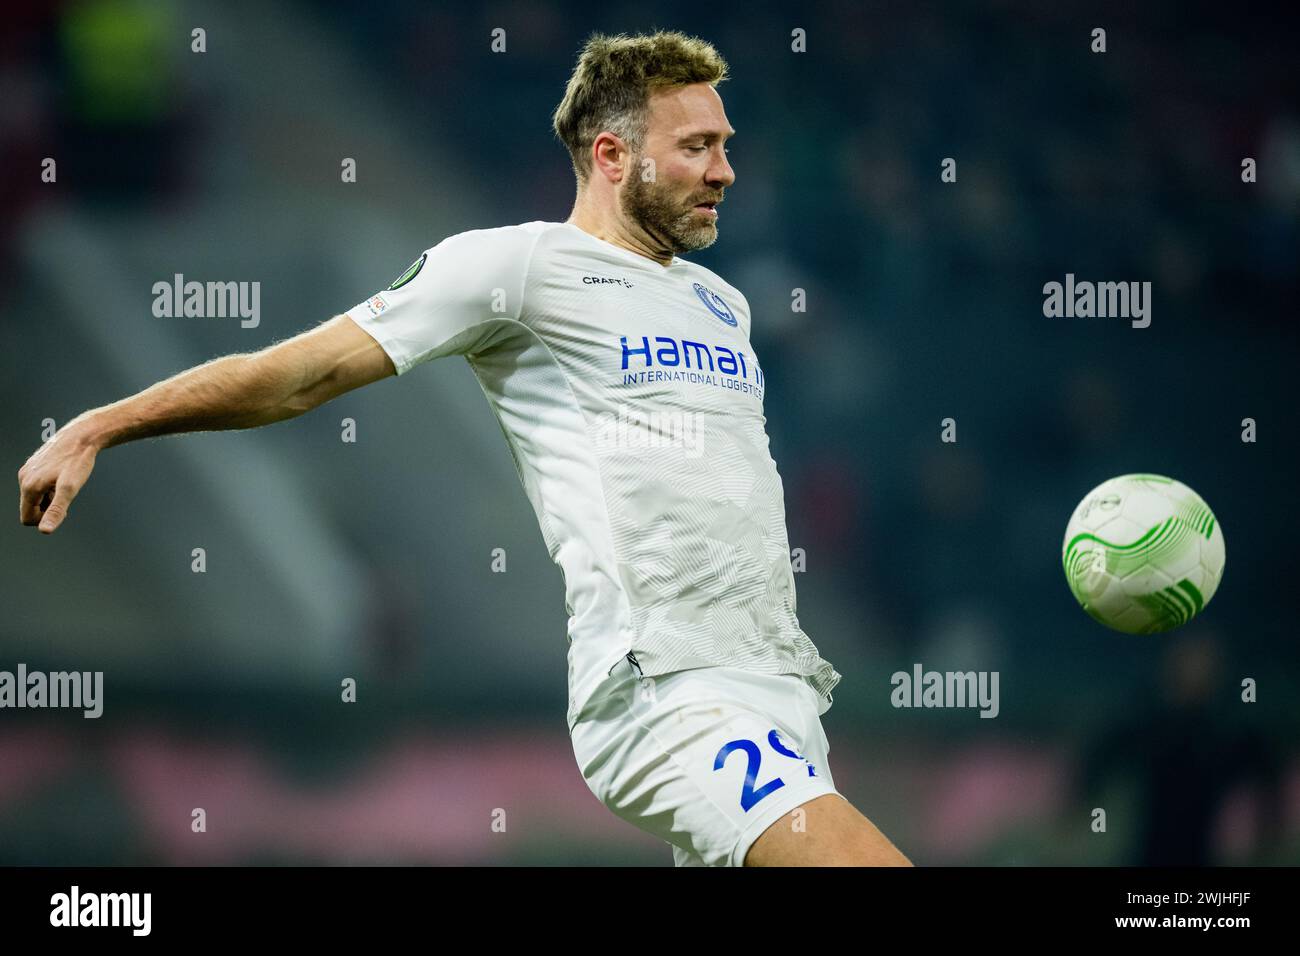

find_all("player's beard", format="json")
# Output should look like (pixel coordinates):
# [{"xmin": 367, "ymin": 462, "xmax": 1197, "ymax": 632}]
[{"xmin": 620, "ymin": 158, "xmax": 719, "ymax": 255}]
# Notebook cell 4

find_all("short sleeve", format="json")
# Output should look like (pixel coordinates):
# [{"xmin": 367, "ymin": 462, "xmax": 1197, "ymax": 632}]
[{"xmin": 347, "ymin": 224, "xmax": 539, "ymax": 375}]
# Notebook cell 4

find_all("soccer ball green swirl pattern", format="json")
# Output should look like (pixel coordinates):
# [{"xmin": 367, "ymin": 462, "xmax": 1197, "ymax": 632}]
[{"xmin": 1062, "ymin": 474, "xmax": 1226, "ymax": 634}]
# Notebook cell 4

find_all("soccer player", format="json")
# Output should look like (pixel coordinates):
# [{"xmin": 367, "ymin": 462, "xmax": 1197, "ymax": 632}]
[{"xmin": 18, "ymin": 30, "xmax": 911, "ymax": 867}]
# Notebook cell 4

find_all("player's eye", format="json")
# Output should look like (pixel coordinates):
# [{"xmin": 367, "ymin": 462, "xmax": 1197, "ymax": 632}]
[{"xmin": 686, "ymin": 145, "xmax": 707, "ymax": 153}]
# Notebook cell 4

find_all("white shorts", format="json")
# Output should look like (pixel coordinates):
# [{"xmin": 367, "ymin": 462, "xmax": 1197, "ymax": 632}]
[{"xmin": 569, "ymin": 656, "xmax": 842, "ymax": 867}]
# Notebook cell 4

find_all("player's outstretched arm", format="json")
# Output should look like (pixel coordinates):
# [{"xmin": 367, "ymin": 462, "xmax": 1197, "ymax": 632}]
[{"xmin": 17, "ymin": 314, "xmax": 394, "ymax": 535}]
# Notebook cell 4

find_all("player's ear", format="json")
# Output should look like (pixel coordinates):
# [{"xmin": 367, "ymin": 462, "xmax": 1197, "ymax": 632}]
[{"xmin": 591, "ymin": 132, "xmax": 630, "ymax": 183}]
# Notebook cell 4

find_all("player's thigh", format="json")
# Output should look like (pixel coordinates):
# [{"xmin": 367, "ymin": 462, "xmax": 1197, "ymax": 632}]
[{"xmin": 743, "ymin": 792, "xmax": 913, "ymax": 866}]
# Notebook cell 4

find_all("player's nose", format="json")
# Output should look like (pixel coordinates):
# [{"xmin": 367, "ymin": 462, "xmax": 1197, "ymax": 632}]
[{"xmin": 708, "ymin": 147, "xmax": 735, "ymax": 188}]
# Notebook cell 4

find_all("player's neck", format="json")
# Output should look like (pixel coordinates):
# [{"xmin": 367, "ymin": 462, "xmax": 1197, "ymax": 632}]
[{"xmin": 566, "ymin": 203, "xmax": 676, "ymax": 267}]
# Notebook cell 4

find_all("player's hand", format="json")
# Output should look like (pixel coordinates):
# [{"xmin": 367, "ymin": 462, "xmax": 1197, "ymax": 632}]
[{"xmin": 18, "ymin": 424, "xmax": 99, "ymax": 535}]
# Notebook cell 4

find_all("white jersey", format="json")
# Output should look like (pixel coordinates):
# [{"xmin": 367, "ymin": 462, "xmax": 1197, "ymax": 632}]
[{"xmin": 348, "ymin": 221, "xmax": 841, "ymax": 729}]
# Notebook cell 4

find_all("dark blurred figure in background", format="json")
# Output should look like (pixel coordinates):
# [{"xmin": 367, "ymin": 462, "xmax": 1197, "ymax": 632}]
[
  {"xmin": 54, "ymin": 0, "xmax": 192, "ymax": 200},
  {"xmin": 1077, "ymin": 635, "xmax": 1283, "ymax": 865}
]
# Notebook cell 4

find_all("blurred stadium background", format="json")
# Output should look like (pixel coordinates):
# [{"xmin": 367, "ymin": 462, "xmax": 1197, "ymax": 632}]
[{"xmin": 1, "ymin": 0, "xmax": 1296, "ymax": 865}]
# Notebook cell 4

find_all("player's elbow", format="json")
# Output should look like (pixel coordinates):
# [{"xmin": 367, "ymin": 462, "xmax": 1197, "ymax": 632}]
[{"xmin": 251, "ymin": 314, "xmax": 394, "ymax": 421}]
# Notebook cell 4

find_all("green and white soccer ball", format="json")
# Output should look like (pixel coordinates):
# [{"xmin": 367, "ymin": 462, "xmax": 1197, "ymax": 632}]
[{"xmin": 1062, "ymin": 474, "xmax": 1225, "ymax": 634}]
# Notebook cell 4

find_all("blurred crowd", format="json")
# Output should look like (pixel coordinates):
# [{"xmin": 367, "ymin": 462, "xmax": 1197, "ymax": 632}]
[{"xmin": 1, "ymin": 0, "xmax": 1295, "ymax": 864}]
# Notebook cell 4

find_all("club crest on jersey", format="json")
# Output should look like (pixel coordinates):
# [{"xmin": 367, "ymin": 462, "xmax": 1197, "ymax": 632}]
[
  {"xmin": 692, "ymin": 282, "xmax": 737, "ymax": 327},
  {"xmin": 366, "ymin": 294, "xmax": 388, "ymax": 316}
]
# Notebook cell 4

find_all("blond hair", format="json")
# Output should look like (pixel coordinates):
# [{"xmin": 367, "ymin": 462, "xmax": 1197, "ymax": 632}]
[{"xmin": 552, "ymin": 31, "xmax": 730, "ymax": 186}]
